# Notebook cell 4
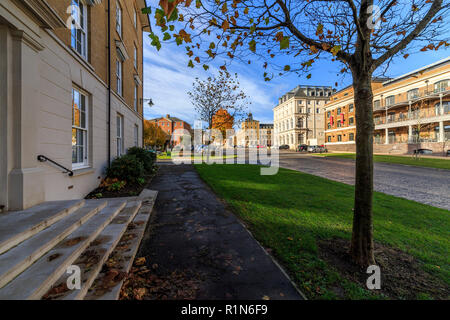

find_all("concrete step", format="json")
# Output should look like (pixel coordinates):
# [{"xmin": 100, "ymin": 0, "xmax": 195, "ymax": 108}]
[
  {"xmin": 0, "ymin": 199, "xmax": 127, "ymax": 300},
  {"xmin": 0, "ymin": 200, "xmax": 85, "ymax": 255},
  {"xmin": 85, "ymin": 190, "xmax": 158, "ymax": 300},
  {"xmin": 0, "ymin": 200, "xmax": 107, "ymax": 288},
  {"xmin": 42, "ymin": 200, "xmax": 142, "ymax": 300}
]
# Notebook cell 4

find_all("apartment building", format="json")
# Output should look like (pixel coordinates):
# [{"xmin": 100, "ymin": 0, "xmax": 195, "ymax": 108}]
[
  {"xmin": 0, "ymin": 0, "xmax": 149, "ymax": 210},
  {"xmin": 259, "ymin": 123, "xmax": 273, "ymax": 147},
  {"xmin": 324, "ymin": 57, "xmax": 450, "ymax": 154},
  {"xmin": 148, "ymin": 114, "xmax": 192, "ymax": 147},
  {"xmin": 236, "ymin": 113, "xmax": 260, "ymax": 147},
  {"xmin": 273, "ymin": 85, "xmax": 335, "ymax": 149}
]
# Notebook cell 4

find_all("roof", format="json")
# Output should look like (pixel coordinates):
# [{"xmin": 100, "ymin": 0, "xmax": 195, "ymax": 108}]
[{"xmin": 382, "ymin": 56, "xmax": 450, "ymax": 86}]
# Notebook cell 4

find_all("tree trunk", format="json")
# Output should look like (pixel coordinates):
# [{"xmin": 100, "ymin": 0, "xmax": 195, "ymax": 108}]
[{"xmin": 350, "ymin": 70, "xmax": 376, "ymax": 267}]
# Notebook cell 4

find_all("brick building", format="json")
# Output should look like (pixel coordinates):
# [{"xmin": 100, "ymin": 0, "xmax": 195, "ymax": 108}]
[
  {"xmin": 149, "ymin": 114, "xmax": 192, "ymax": 147},
  {"xmin": 0, "ymin": 0, "xmax": 149, "ymax": 210},
  {"xmin": 324, "ymin": 57, "xmax": 450, "ymax": 155}
]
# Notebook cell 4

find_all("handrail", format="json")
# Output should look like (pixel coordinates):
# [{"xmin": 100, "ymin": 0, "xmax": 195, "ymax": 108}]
[{"xmin": 37, "ymin": 155, "xmax": 74, "ymax": 176}]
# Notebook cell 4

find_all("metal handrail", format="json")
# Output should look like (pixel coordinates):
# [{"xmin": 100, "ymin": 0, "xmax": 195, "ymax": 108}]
[{"xmin": 37, "ymin": 155, "xmax": 74, "ymax": 176}]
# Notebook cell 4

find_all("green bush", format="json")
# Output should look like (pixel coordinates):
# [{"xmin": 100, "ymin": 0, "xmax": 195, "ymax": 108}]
[
  {"xmin": 106, "ymin": 154, "xmax": 144, "ymax": 183},
  {"xmin": 127, "ymin": 147, "xmax": 155, "ymax": 173}
]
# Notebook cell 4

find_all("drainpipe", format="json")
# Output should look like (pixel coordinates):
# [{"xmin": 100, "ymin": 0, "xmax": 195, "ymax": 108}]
[{"xmin": 107, "ymin": 0, "xmax": 111, "ymax": 167}]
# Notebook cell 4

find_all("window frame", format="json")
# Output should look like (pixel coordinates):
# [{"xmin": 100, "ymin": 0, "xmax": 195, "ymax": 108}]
[
  {"xmin": 72, "ymin": 87, "xmax": 89, "ymax": 168},
  {"xmin": 407, "ymin": 88, "xmax": 419, "ymax": 100},
  {"xmin": 134, "ymin": 124, "xmax": 139, "ymax": 147},
  {"xmin": 116, "ymin": 114, "xmax": 124, "ymax": 157},
  {"xmin": 116, "ymin": 1, "xmax": 122, "ymax": 37},
  {"xmin": 385, "ymin": 95, "xmax": 395, "ymax": 106},
  {"xmin": 70, "ymin": 0, "xmax": 88, "ymax": 59},
  {"xmin": 116, "ymin": 59, "xmax": 123, "ymax": 96},
  {"xmin": 434, "ymin": 80, "xmax": 448, "ymax": 93}
]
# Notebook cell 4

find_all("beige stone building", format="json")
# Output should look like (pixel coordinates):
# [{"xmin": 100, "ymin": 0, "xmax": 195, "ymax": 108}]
[
  {"xmin": 0, "ymin": 0, "xmax": 149, "ymax": 210},
  {"xmin": 273, "ymin": 85, "xmax": 334, "ymax": 149},
  {"xmin": 236, "ymin": 113, "xmax": 260, "ymax": 147}
]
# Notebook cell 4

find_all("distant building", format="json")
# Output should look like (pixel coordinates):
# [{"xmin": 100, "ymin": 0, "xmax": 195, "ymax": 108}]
[
  {"xmin": 148, "ymin": 114, "xmax": 192, "ymax": 147},
  {"xmin": 259, "ymin": 124, "xmax": 273, "ymax": 147},
  {"xmin": 237, "ymin": 113, "xmax": 260, "ymax": 147},
  {"xmin": 273, "ymin": 85, "xmax": 335, "ymax": 149}
]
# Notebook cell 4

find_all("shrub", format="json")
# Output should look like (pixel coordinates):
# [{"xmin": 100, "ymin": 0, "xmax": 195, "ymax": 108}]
[
  {"xmin": 127, "ymin": 147, "xmax": 155, "ymax": 173},
  {"xmin": 106, "ymin": 154, "xmax": 144, "ymax": 183}
]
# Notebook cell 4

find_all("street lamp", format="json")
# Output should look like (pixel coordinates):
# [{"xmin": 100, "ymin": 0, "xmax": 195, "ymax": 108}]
[{"xmin": 141, "ymin": 98, "xmax": 154, "ymax": 107}]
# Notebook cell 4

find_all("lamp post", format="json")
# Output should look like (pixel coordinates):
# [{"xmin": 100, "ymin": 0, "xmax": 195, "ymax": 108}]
[{"xmin": 141, "ymin": 98, "xmax": 154, "ymax": 148}]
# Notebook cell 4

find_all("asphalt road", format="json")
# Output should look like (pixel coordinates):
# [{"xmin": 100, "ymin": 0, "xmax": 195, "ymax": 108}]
[{"xmin": 277, "ymin": 152, "xmax": 450, "ymax": 210}]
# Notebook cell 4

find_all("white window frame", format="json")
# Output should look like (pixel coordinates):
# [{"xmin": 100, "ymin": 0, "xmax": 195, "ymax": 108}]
[
  {"xmin": 116, "ymin": 1, "xmax": 122, "ymax": 37},
  {"xmin": 134, "ymin": 45, "xmax": 138, "ymax": 70},
  {"xmin": 72, "ymin": 88, "xmax": 89, "ymax": 168},
  {"xmin": 70, "ymin": 0, "xmax": 88, "ymax": 59},
  {"xmin": 134, "ymin": 85, "xmax": 138, "ymax": 111},
  {"xmin": 134, "ymin": 125, "xmax": 139, "ymax": 147},
  {"xmin": 134, "ymin": 8, "xmax": 137, "ymax": 29},
  {"xmin": 117, "ymin": 114, "xmax": 124, "ymax": 156},
  {"xmin": 116, "ymin": 59, "xmax": 122, "ymax": 96}
]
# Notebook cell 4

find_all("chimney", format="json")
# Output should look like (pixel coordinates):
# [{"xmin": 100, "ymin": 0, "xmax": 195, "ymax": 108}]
[{"xmin": 166, "ymin": 114, "xmax": 170, "ymax": 118}]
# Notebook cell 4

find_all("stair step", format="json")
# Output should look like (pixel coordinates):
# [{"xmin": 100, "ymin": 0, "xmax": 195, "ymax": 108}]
[
  {"xmin": 0, "ymin": 200, "xmax": 107, "ymax": 288},
  {"xmin": 85, "ymin": 190, "xmax": 158, "ymax": 300},
  {"xmin": 42, "ymin": 200, "xmax": 142, "ymax": 300},
  {"xmin": 0, "ymin": 200, "xmax": 85, "ymax": 255},
  {"xmin": 0, "ymin": 199, "xmax": 127, "ymax": 300}
]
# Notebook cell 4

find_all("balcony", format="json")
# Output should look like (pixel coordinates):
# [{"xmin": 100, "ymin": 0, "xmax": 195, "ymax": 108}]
[{"xmin": 374, "ymin": 108, "xmax": 450, "ymax": 127}]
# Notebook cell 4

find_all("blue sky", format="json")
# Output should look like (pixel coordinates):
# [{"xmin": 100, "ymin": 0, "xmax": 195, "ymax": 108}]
[{"xmin": 143, "ymin": 30, "xmax": 450, "ymax": 126}]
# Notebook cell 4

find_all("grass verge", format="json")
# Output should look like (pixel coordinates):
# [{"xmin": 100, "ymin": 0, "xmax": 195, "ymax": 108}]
[
  {"xmin": 313, "ymin": 153, "xmax": 450, "ymax": 170},
  {"xmin": 194, "ymin": 164, "xmax": 449, "ymax": 299}
]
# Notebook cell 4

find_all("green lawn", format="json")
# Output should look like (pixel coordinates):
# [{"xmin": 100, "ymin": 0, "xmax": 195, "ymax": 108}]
[
  {"xmin": 313, "ymin": 153, "xmax": 450, "ymax": 170},
  {"xmin": 195, "ymin": 164, "xmax": 449, "ymax": 299}
]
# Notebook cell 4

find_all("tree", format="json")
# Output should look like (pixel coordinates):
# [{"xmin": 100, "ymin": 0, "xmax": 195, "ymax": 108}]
[
  {"xmin": 212, "ymin": 108, "xmax": 235, "ymax": 139},
  {"xmin": 143, "ymin": 0, "xmax": 449, "ymax": 267},
  {"xmin": 143, "ymin": 120, "xmax": 169, "ymax": 149},
  {"xmin": 187, "ymin": 71, "xmax": 249, "ymax": 131}
]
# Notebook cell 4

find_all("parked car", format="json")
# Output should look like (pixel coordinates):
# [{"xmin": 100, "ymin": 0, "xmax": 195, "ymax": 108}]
[
  {"xmin": 413, "ymin": 148, "xmax": 433, "ymax": 155},
  {"xmin": 297, "ymin": 144, "xmax": 308, "ymax": 152},
  {"xmin": 447, "ymin": 150, "xmax": 450, "ymax": 157},
  {"xmin": 308, "ymin": 145, "xmax": 328, "ymax": 153},
  {"xmin": 279, "ymin": 144, "xmax": 289, "ymax": 150},
  {"xmin": 257, "ymin": 145, "xmax": 266, "ymax": 149}
]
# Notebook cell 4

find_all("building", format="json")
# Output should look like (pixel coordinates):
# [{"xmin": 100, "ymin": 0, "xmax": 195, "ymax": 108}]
[
  {"xmin": 0, "ymin": 0, "xmax": 149, "ymax": 210},
  {"xmin": 148, "ymin": 114, "xmax": 192, "ymax": 147},
  {"xmin": 273, "ymin": 85, "xmax": 335, "ymax": 149},
  {"xmin": 259, "ymin": 124, "xmax": 273, "ymax": 147},
  {"xmin": 324, "ymin": 57, "xmax": 450, "ymax": 154},
  {"xmin": 236, "ymin": 113, "xmax": 260, "ymax": 147}
]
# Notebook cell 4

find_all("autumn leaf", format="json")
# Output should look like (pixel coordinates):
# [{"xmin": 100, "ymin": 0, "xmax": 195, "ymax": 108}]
[
  {"xmin": 188, "ymin": 60, "xmax": 194, "ymax": 68},
  {"xmin": 316, "ymin": 23, "xmax": 324, "ymax": 35},
  {"xmin": 403, "ymin": 53, "xmax": 409, "ymax": 59},
  {"xmin": 135, "ymin": 257, "xmax": 146, "ymax": 266},
  {"xmin": 249, "ymin": 39, "xmax": 256, "ymax": 52},
  {"xmin": 280, "ymin": 37, "xmax": 290, "ymax": 50},
  {"xmin": 222, "ymin": 19, "xmax": 229, "ymax": 32},
  {"xmin": 221, "ymin": 3, "xmax": 228, "ymax": 14},
  {"xmin": 262, "ymin": 295, "xmax": 270, "ymax": 300},
  {"xmin": 244, "ymin": 7, "xmax": 249, "ymax": 14},
  {"xmin": 306, "ymin": 74, "xmax": 312, "ymax": 79},
  {"xmin": 330, "ymin": 45, "xmax": 341, "ymax": 56},
  {"xmin": 283, "ymin": 65, "xmax": 291, "ymax": 72},
  {"xmin": 203, "ymin": 64, "xmax": 209, "ymax": 70},
  {"xmin": 287, "ymin": 236, "xmax": 293, "ymax": 241}
]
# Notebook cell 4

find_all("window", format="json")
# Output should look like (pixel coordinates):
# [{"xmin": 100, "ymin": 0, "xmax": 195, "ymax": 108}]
[
  {"xmin": 327, "ymin": 111, "xmax": 331, "ymax": 118},
  {"xmin": 337, "ymin": 135, "xmax": 342, "ymax": 142},
  {"xmin": 116, "ymin": 1, "xmax": 122, "ymax": 37},
  {"xmin": 435, "ymin": 101, "xmax": 450, "ymax": 115},
  {"xmin": 307, "ymin": 108, "xmax": 311, "ymax": 113},
  {"xmin": 134, "ymin": 85, "xmax": 138, "ymax": 111},
  {"xmin": 374, "ymin": 100, "xmax": 381, "ymax": 109},
  {"xmin": 385, "ymin": 95, "xmax": 395, "ymax": 106},
  {"xmin": 316, "ymin": 108, "xmax": 320, "ymax": 113},
  {"xmin": 337, "ymin": 108, "xmax": 341, "ymax": 115},
  {"xmin": 116, "ymin": 60, "xmax": 122, "ymax": 95},
  {"xmin": 349, "ymin": 133, "xmax": 354, "ymax": 141},
  {"xmin": 327, "ymin": 123, "xmax": 331, "ymax": 129},
  {"xmin": 133, "ymin": 8, "xmax": 137, "ymax": 29},
  {"xmin": 337, "ymin": 120, "xmax": 341, "ymax": 127},
  {"xmin": 116, "ymin": 114, "xmax": 124, "ymax": 156},
  {"xmin": 70, "ymin": 0, "xmax": 88, "ymax": 59},
  {"xmin": 434, "ymin": 80, "xmax": 448, "ymax": 93},
  {"xmin": 327, "ymin": 136, "xmax": 331, "ymax": 142},
  {"xmin": 134, "ymin": 45, "xmax": 138, "ymax": 69},
  {"xmin": 349, "ymin": 104, "xmax": 354, "ymax": 112},
  {"xmin": 72, "ymin": 88, "xmax": 88, "ymax": 167},
  {"xmin": 349, "ymin": 117, "xmax": 354, "ymax": 125},
  {"xmin": 407, "ymin": 88, "xmax": 419, "ymax": 100},
  {"xmin": 134, "ymin": 125, "xmax": 139, "ymax": 147}
]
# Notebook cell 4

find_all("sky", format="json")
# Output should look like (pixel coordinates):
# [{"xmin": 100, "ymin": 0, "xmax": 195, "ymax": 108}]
[{"xmin": 142, "ymin": 8, "xmax": 450, "ymax": 127}]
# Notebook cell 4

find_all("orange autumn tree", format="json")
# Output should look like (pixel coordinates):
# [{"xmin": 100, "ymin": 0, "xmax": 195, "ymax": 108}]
[
  {"xmin": 212, "ymin": 108, "xmax": 235, "ymax": 139},
  {"xmin": 142, "ymin": 0, "xmax": 449, "ymax": 267},
  {"xmin": 143, "ymin": 120, "xmax": 168, "ymax": 148}
]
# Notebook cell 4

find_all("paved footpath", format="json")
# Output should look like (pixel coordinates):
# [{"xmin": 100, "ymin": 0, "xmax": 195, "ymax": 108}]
[{"xmin": 138, "ymin": 164, "xmax": 303, "ymax": 300}]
